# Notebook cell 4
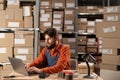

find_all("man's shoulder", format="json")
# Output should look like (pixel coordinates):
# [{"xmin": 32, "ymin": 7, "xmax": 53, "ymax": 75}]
[{"xmin": 61, "ymin": 44, "xmax": 70, "ymax": 49}]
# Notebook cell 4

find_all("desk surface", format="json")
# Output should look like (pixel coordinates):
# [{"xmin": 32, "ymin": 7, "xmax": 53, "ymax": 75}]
[{"xmin": 3, "ymin": 71, "xmax": 103, "ymax": 80}]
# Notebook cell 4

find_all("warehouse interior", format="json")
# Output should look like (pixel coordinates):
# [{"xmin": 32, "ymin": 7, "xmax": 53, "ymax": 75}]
[{"xmin": 0, "ymin": 0, "xmax": 120, "ymax": 80}]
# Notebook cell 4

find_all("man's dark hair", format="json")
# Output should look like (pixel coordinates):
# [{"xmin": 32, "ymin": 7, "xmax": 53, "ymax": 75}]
[{"xmin": 44, "ymin": 28, "xmax": 57, "ymax": 38}]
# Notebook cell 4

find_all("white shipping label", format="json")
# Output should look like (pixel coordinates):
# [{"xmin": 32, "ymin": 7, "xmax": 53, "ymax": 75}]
[
  {"xmin": 99, "ymin": 45, "xmax": 102, "ymax": 48},
  {"xmin": 40, "ymin": 10, "xmax": 45, "ymax": 14},
  {"xmin": 54, "ymin": 14, "xmax": 62, "ymax": 18},
  {"xmin": 40, "ymin": 18, "xmax": 48, "ymax": 21},
  {"xmin": 0, "ymin": 33, "xmax": 5, "ymax": 38},
  {"xmin": 18, "ymin": 48, "xmax": 28, "ymax": 54},
  {"xmin": 95, "ymin": 19, "xmax": 103, "ymax": 22},
  {"xmin": 24, "ymin": 7, "xmax": 31, "ymax": 16},
  {"xmin": 15, "ymin": 55, "xmax": 26, "ymax": 61},
  {"xmin": 8, "ymin": 22, "xmax": 20, "ymax": 27},
  {"xmin": 87, "ymin": 29, "xmax": 94, "ymax": 33},
  {"xmin": 66, "ymin": 3, "xmax": 75, "ymax": 8},
  {"xmin": 41, "ymin": 1, "xmax": 49, "ymax": 6},
  {"xmin": 70, "ymin": 49, "xmax": 75, "ymax": 53},
  {"xmin": 103, "ymin": 26, "xmax": 116, "ymax": 33},
  {"xmin": 107, "ymin": 16, "xmax": 118, "ymax": 21},
  {"xmin": 41, "ymin": 14, "xmax": 50, "ymax": 18},
  {"xmin": 53, "ymin": 26, "xmax": 61, "ymax": 30},
  {"xmin": 8, "ymin": 0, "xmax": 19, "ymax": 5},
  {"xmin": 102, "ymin": 49, "xmax": 112, "ymax": 54},
  {"xmin": 99, "ymin": 9, "xmax": 104, "ymax": 12},
  {"xmin": 15, "ymin": 39, "xmax": 25, "ymax": 44},
  {"xmin": 66, "ymin": 26, "xmax": 74, "ymax": 30},
  {"xmin": 78, "ymin": 30, "xmax": 86, "ymax": 33},
  {"xmin": 43, "ymin": 22, "xmax": 51, "ymax": 27},
  {"xmin": 65, "ymin": 20, "xmax": 73, "ymax": 25},
  {"xmin": 87, "ymin": 21, "xmax": 95, "ymax": 26},
  {"xmin": 68, "ymin": 38, "xmax": 76, "ymax": 42},
  {"xmin": 80, "ymin": 18, "xmax": 87, "ymax": 22},
  {"xmin": 88, "ymin": 39, "xmax": 96, "ymax": 42},
  {"xmin": 0, "ymin": 48, "xmax": 6, "ymax": 53},
  {"xmin": 87, "ymin": 6, "xmax": 94, "ymax": 9},
  {"xmin": 55, "ymin": 3, "xmax": 63, "ymax": 7},
  {"xmin": 99, "ymin": 40, "xmax": 102, "ymax": 44},
  {"xmin": 65, "ymin": 10, "xmax": 73, "ymax": 14},
  {"xmin": 53, "ymin": 20, "xmax": 61, "ymax": 24},
  {"xmin": 107, "ymin": 7, "xmax": 118, "ymax": 12}
]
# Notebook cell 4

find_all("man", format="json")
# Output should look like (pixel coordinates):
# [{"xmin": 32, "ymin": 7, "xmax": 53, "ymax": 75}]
[{"xmin": 26, "ymin": 28, "xmax": 70, "ymax": 74}]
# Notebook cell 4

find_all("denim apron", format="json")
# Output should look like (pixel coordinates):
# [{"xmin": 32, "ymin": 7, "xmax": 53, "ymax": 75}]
[{"xmin": 46, "ymin": 50, "xmax": 60, "ymax": 66}]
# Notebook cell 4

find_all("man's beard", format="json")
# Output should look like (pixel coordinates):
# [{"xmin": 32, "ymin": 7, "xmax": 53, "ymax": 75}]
[{"xmin": 46, "ymin": 42, "xmax": 56, "ymax": 50}]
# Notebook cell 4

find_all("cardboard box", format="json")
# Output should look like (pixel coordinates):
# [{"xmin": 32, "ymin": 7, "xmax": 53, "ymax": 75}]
[
  {"xmin": 104, "ymin": 13, "xmax": 120, "ymax": 21},
  {"xmin": 64, "ymin": 17, "xmax": 74, "ymax": 25},
  {"xmin": 7, "ymin": 0, "xmax": 20, "ymax": 9},
  {"xmin": 6, "ymin": 20, "xmax": 24, "ymax": 28},
  {"xmin": 78, "ymin": 6, "xmax": 87, "ymax": 13},
  {"xmin": 78, "ymin": 46, "xmax": 86, "ymax": 52},
  {"xmin": 78, "ymin": 62, "xmax": 94, "ymax": 74},
  {"xmin": 66, "ymin": 0, "xmax": 75, "ymax": 8},
  {"xmin": 5, "ymin": 8, "xmax": 14, "ymax": 20},
  {"xmin": 23, "ymin": 6, "xmax": 32, "ymax": 17},
  {"xmin": 65, "ymin": 8, "xmax": 75, "ymax": 18},
  {"xmin": 40, "ymin": 0, "xmax": 52, "ymax": 8},
  {"xmin": 102, "ymin": 38, "xmax": 120, "ymax": 48},
  {"xmin": 14, "ymin": 47, "xmax": 33, "ymax": 55},
  {"xmin": 0, "ymin": 0, "xmax": 5, "ymax": 3},
  {"xmin": 0, "ymin": 3, "xmax": 5, "ymax": 10},
  {"xmin": 101, "ymin": 64, "xmax": 120, "ymax": 71},
  {"xmin": 100, "ymin": 69, "xmax": 120, "ymax": 80},
  {"xmin": 96, "ymin": 22, "xmax": 120, "ymax": 38},
  {"xmin": 24, "ymin": 16, "xmax": 33, "ymax": 28},
  {"xmin": 102, "ymin": 54, "xmax": 120, "ymax": 65},
  {"xmin": 0, "ymin": 10, "xmax": 5, "ymax": 27},
  {"xmin": 101, "ymin": 48, "xmax": 120, "ymax": 55},
  {"xmin": 14, "ymin": 31, "xmax": 34, "ymax": 47},
  {"xmin": 0, "ymin": 33, "xmax": 14, "ymax": 47},
  {"xmin": 15, "ymin": 54, "xmax": 33, "ymax": 63},
  {"xmin": 64, "ymin": 25, "xmax": 75, "ymax": 32},
  {"xmin": 52, "ymin": 0, "xmax": 65, "ymax": 8},
  {"xmin": 0, "ymin": 47, "xmax": 13, "ymax": 62},
  {"xmin": 53, "ymin": 11, "xmax": 64, "ymax": 18},
  {"xmin": 62, "ymin": 38, "xmax": 76, "ymax": 43},
  {"xmin": 15, "ymin": 9, "xmax": 23, "ymax": 20},
  {"xmin": 104, "ymin": 6, "xmax": 120, "ymax": 13}
]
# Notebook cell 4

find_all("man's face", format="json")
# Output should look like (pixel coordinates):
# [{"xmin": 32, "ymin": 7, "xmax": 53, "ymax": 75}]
[{"xmin": 45, "ymin": 34, "xmax": 56, "ymax": 49}]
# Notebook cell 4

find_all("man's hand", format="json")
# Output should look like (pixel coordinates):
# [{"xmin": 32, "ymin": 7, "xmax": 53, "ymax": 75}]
[{"xmin": 27, "ymin": 66, "xmax": 43, "ymax": 74}]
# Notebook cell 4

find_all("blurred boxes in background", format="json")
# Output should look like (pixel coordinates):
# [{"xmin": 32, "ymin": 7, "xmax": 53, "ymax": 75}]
[
  {"xmin": 78, "ymin": 62, "xmax": 94, "ymax": 74},
  {"xmin": 14, "ymin": 31, "xmax": 34, "ymax": 47},
  {"xmin": 7, "ymin": 0, "xmax": 20, "ymax": 9}
]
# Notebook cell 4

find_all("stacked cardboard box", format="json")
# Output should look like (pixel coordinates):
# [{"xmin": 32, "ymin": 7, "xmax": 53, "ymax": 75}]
[
  {"xmin": 96, "ymin": 6, "xmax": 120, "ymax": 80},
  {"xmin": 53, "ymin": 10, "xmax": 64, "ymax": 32},
  {"xmin": 40, "ymin": 8, "xmax": 52, "ymax": 31},
  {"xmin": 0, "ymin": 0, "xmax": 5, "ymax": 10},
  {"xmin": 5, "ymin": 0, "xmax": 24, "ymax": 28},
  {"xmin": 64, "ymin": 8, "xmax": 75, "ymax": 32},
  {"xmin": 0, "ymin": 33, "xmax": 14, "ymax": 62},
  {"xmin": 40, "ymin": 0, "xmax": 52, "ymax": 8},
  {"xmin": 63, "ymin": 37, "xmax": 76, "ymax": 57},
  {"xmin": 14, "ymin": 31, "xmax": 34, "ymax": 63},
  {"xmin": 23, "ymin": 6, "xmax": 33, "ymax": 28}
]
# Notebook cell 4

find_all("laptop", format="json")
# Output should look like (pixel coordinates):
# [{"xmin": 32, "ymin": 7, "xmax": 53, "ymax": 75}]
[{"xmin": 8, "ymin": 57, "xmax": 32, "ymax": 76}]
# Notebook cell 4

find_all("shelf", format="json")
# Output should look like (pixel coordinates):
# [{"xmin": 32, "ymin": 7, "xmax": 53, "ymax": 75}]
[{"xmin": 0, "ymin": 28, "xmax": 39, "ymax": 31}]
